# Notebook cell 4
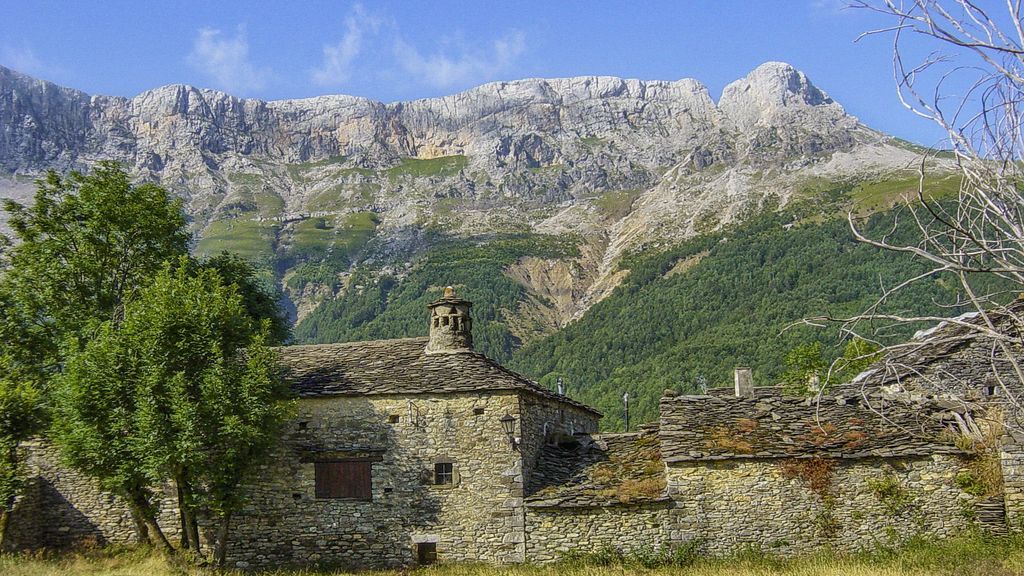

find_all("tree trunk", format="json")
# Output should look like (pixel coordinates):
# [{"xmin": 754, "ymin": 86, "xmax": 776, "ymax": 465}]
[
  {"xmin": 0, "ymin": 509, "xmax": 11, "ymax": 552},
  {"xmin": 128, "ymin": 504, "xmax": 149, "ymax": 544},
  {"xmin": 176, "ymin": 483, "xmax": 189, "ymax": 550},
  {"xmin": 126, "ymin": 491, "xmax": 172, "ymax": 553},
  {"xmin": 213, "ymin": 512, "xmax": 232, "ymax": 568},
  {"xmin": 174, "ymin": 471, "xmax": 201, "ymax": 555}
]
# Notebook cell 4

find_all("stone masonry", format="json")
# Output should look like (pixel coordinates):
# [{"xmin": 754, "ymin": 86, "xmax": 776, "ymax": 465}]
[{"xmin": 8, "ymin": 291, "xmax": 1024, "ymax": 568}]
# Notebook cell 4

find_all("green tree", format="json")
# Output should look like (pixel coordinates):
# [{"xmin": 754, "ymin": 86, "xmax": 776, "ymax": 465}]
[
  {"xmin": 780, "ymin": 342, "xmax": 827, "ymax": 396},
  {"xmin": 122, "ymin": 261, "xmax": 291, "ymax": 564},
  {"xmin": 1, "ymin": 161, "xmax": 188, "ymax": 361},
  {"xmin": 833, "ymin": 338, "xmax": 882, "ymax": 384},
  {"xmin": 203, "ymin": 252, "xmax": 290, "ymax": 344},
  {"xmin": 0, "ymin": 361, "xmax": 45, "ymax": 550},
  {"xmin": 54, "ymin": 322, "xmax": 173, "ymax": 551}
]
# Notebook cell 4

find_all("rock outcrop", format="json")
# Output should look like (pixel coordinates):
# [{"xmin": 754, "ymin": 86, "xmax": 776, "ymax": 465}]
[{"xmin": 0, "ymin": 62, "xmax": 927, "ymax": 323}]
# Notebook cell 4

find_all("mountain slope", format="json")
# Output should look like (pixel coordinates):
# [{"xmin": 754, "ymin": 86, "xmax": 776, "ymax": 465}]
[{"xmin": 0, "ymin": 62, "xmax": 936, "ymax": 330}]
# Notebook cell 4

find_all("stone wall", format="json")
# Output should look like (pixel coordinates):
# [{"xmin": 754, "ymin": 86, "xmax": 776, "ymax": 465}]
[
  {"xmin": 225, "ymin": 391, "xmax": 528, "ymax": 569},
  {"xmin": 522, "ymin": 453, "xmax": 979, "ymax": 562},
  {"xmin": 519, "ymin": 394, "xmax": 600, "ymax": 485},
  {"xmin": 525, "ymin": 502, "xmax": 671, "ymax": 562},
  {"xmin": 8, "ymin": 440, "xmax": 181, "ymax": 550},
  {"xmin": 1002, "ymin": 431, "xmax": 1024, "ymax": 529},
  {"xmin": 666, "ymin": 454, "xmax": 976, "ymax": 555}
]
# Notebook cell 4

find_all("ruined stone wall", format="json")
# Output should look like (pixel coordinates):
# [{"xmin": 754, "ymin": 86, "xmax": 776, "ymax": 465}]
[
  {"xmin": 524, "ymin": 503, "xmax": 671, "ymax": 562},
  {"xmin": 666, "ymin": 454, "xmax": 977, "ymax": 555},
  {"xmin": 8, "ymin": 440, "xmax": 181, "ymax": 550},
  {"xmin": 225, "ymin": 391, "xmax": 527, "ymax": 570},
  {"xmin": 1001, "ymin": 432, "xmax": 1024, "ymax": 529},
  {"xmin": 522, "ymin": 454, "xmax": 981, "ymax": 561},
  {"xmin": 518, "ymin": 395, "xmax": 599, "ymax": 485}
]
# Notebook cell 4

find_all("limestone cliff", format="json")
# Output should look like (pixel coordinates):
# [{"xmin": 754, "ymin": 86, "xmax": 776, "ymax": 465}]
[{"xmin": 0, "ymin": 62, "xmax": 930, "ymax": 327}]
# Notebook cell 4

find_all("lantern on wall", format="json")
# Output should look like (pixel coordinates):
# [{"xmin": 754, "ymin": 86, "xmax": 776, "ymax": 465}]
[{"xmin": 499, "ymin": 414, "xmax": 519, "ymax": 451}]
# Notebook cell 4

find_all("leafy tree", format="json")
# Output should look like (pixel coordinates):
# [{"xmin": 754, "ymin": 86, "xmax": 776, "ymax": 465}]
[
  {"xmin": 1, "ymin": 161, "xmax": 188, "ymax": 367},
  {"xmin": 780, "ymin": 342, "xmax": 828, "ymax": 396},
  {"xmin": 832, "ymin": 338, "xmax": 882, "ymax": 384},
  {"xmin": 203, "ymin": 252, "xmax": 290, "ymax": 344},
  {"xmin": 54, "ymin": 322, "xmax": 173, "ymax": 551},
  {"xmin": 118, "ymin": 261, "xmax": 291, "ymax": 564},
  {"xmin": 0, "ymin": 362, "xmax": 45, "ymax": 550}
]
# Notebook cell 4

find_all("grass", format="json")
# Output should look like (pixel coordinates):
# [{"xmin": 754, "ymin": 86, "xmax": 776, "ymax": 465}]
[
  {"xmin": 849, "ymin": 174, "xmax": 961, "ymax": 213},
  {"xmin": 386, "ymin": 156, "xmax": 468, "ymax": 180},
  {"xmin": 284, "ymin": 211, "xmax": 379, "ymax": 264},
  {"xmin": 195, "ymin": 219, "xmax": 278, "ymax": 261},
  {"xmin": 285, "ymin": 156, "xmax": 349, "ymax": 183},
  {"xmin": 307, "ymin": 183, "xmax": 379, "ymax": 212},
  {"xmin": 3, "ymin": 533, "xmax": 1024, "ymax": 575},
  {"xmin": 593, "ymin": 190, "xmax": 641, "ymax": 220}
]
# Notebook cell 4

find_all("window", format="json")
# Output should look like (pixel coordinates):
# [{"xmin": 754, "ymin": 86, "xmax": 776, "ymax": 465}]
[
  {"xmin": 434, "ymin": 462, "xmax": 453, "ymax": 485},
  {"xmin": 473, "ymin": 407, "xmax": 485, "ymax": 416},
  {"xmin": 417, "ymin": 542, "xmax": 437, "ymax": 564},
  {"xmin": 388, "ymin": 414, "xmax": 400, "ymax": 424},
  {"xmin": 315, "ymin": 461, "xmax": 372, "ymax": 500}
]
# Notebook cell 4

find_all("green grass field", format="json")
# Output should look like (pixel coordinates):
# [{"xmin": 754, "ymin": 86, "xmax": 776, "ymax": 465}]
[
  {"xmin": 195, "ymin": 219, "xmax": 278, "ymax": 261},
  {"xmin": 387, "ymin": 156, "xmax": 468, "ymax": 180},
  {"xmin": 3, "ymin": 533, "xmax": 1023, "ymax": 576}
]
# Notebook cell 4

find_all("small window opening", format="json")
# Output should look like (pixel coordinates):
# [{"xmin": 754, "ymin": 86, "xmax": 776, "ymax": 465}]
[
  {"xmin": 388, "ymin": 414, "xmax": 400, "ymax": 424},
  {"xmin": 984, "ymin": 385, "xmax": 996, "ymax": 396},
  {"xmin": 417, "ymin": 542, "xmax": 437, "ymax": 564},
  {"xmin": 292, "ymin": 493, "xmax": 302, "ymax": 501},
  {"xmin": 383, "ymin": 486, "xmax": 393, "ymax": 494},
  {"xmin": 297, "ymin": 421, "xmax": 308, "ymax": 431},
  {"xmin": 434, "ymin": 462, "xmax": 453, "ymax": 485},
  {"xmin": 433, "ymin": 318, "xmax": 439, "ymax": 327},
  {"xmin": 473, "ymin": 407, "xmax": 485, "ymax": 416},
  {"xmin": 442, "ymin": 316, "xmax": 450, "ymax": 326}
]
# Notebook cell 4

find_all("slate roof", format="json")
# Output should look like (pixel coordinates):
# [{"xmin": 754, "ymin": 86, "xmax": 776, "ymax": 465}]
[
  {"xmin": 277, "ymin": 337, "xmax": 600, "ymax": 415},
  {"xmin": 525, "ymin": 432, "xmax": 668, "ymax": 508},
  {"xmin": 852, "ymin": 300, "xmax": 1024, "ymax": 391},
  {"xmin": 659, "ymin": 391, "xmax": 965, "ymax": 463}
]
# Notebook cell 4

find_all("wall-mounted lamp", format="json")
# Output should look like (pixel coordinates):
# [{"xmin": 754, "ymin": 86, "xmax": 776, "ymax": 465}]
[{"xmin": 499, "ymin": 413, "xmax": 520, "ymax": 450}]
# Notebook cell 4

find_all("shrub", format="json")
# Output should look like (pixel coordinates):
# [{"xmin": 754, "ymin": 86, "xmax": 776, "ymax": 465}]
[
  {"xmin": 778, "ymin": 457, "xmax": 836, "ymax": 497},
  {"xmin": 867, "ymin": 474, "xmax": 914, "ymax": 515}
]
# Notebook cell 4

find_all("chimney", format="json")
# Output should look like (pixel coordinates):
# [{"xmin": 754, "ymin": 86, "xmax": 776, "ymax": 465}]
[
  {"xmin": 425, "ymin": 286, "xmax": 473, "ymax": 354},
  {"xmin": 734, "ymin": 367, "xmax": 754, "ymax": 398}
]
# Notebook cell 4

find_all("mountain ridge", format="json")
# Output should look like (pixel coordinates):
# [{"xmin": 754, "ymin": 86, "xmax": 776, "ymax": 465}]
[{"xmin": 0, "ymin": 61, "xmax": 937, "ymax": 339}]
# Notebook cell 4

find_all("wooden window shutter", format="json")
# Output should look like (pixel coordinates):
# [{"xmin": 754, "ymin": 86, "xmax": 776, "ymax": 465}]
[{"xmin": 315, "ymin": 461, "xmax": 372, "ymax": 500}]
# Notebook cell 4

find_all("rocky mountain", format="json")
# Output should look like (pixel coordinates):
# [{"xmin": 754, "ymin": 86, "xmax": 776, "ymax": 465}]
[{"xmin": 0, "ymin": 62, "xmax": 933, "ymax": 338}]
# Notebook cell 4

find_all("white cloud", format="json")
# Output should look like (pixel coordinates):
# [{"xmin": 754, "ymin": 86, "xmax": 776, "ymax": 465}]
[
  {"xmin": 810, "ymin": 0, "xmax": 848, "ymax": 15},
  {"xmin": 310, "ymin": 4, "xmax": 382, "ymax": 87},
  {"xmin": 1, "ymin": 45, "xmax": 47, "ymax": 76},
  {"xmin": 394, "ymin": 30, "xmax": 526, "ymax": 89},
  {"xmin": 187, "ymin": 26, "xmax": 271, "ymax": 94}
]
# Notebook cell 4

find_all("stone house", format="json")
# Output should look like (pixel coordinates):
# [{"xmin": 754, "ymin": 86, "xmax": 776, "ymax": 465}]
[{"xmin": 9, "ymin": 290, "xmax": 1024, "ymax": 569}]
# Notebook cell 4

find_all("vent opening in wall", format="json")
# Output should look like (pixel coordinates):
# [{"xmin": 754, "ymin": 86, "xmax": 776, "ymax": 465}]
[
  {"xmin": 473, "ymin": 407, "xmax": 485, "ymax": 415},
  {"xmin": 417, "ymin": 542, "xmax": 437, "ymax": 564},
  {"xmin": 297, "ymin": 421, "xmax": 308, "ymax": 431},
  {"xmin": 389, "ymin": 414, "xmax": 400, "ymax": 423}
]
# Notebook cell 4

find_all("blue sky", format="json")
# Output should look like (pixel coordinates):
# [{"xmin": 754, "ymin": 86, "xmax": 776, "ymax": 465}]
[{"xmin": 0, "ymin": 1, "xmax": 958, "ymax": 146}]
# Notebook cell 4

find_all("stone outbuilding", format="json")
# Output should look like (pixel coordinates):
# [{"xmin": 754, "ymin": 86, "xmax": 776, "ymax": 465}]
[{"xmin": 9, "ymin": 291, "xmax": 1024, "ymax": 569}]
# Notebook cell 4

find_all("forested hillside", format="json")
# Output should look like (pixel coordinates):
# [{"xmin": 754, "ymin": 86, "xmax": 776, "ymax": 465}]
[
  {"xmin": 290, "ymin": 191, "xmax": 1008, "ymax": 429},
  {"xmin": 509, "ymin": 202, "xmax": 1010, "ymax": 428}
]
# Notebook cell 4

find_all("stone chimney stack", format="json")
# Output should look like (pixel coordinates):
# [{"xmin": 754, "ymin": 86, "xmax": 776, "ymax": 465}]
[
  {"xmin": 734, "ymin": 367, "xmax": 754, "ymax": 398},
  {"xmin": 425, "ymin": 286, "xmax": 473, "ymax": 354}
]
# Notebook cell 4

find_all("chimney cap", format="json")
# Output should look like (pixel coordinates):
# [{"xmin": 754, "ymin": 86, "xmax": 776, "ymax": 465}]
[{"xmin": 427, "ymin": 285, "xmax": 472, "ymax": 308}]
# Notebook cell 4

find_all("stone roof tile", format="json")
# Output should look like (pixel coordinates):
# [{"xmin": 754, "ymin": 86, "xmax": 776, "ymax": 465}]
[
  {"xmin": 277, "ymin": 337, "xmax": 600, "ymax": 415},
  {"xmin": 659, "ymin": 391, "xmax": 964, "ymax": 462},
  {"xmin": 525, "ymin": 432, "xmax": 668, "ymax": 508}
]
